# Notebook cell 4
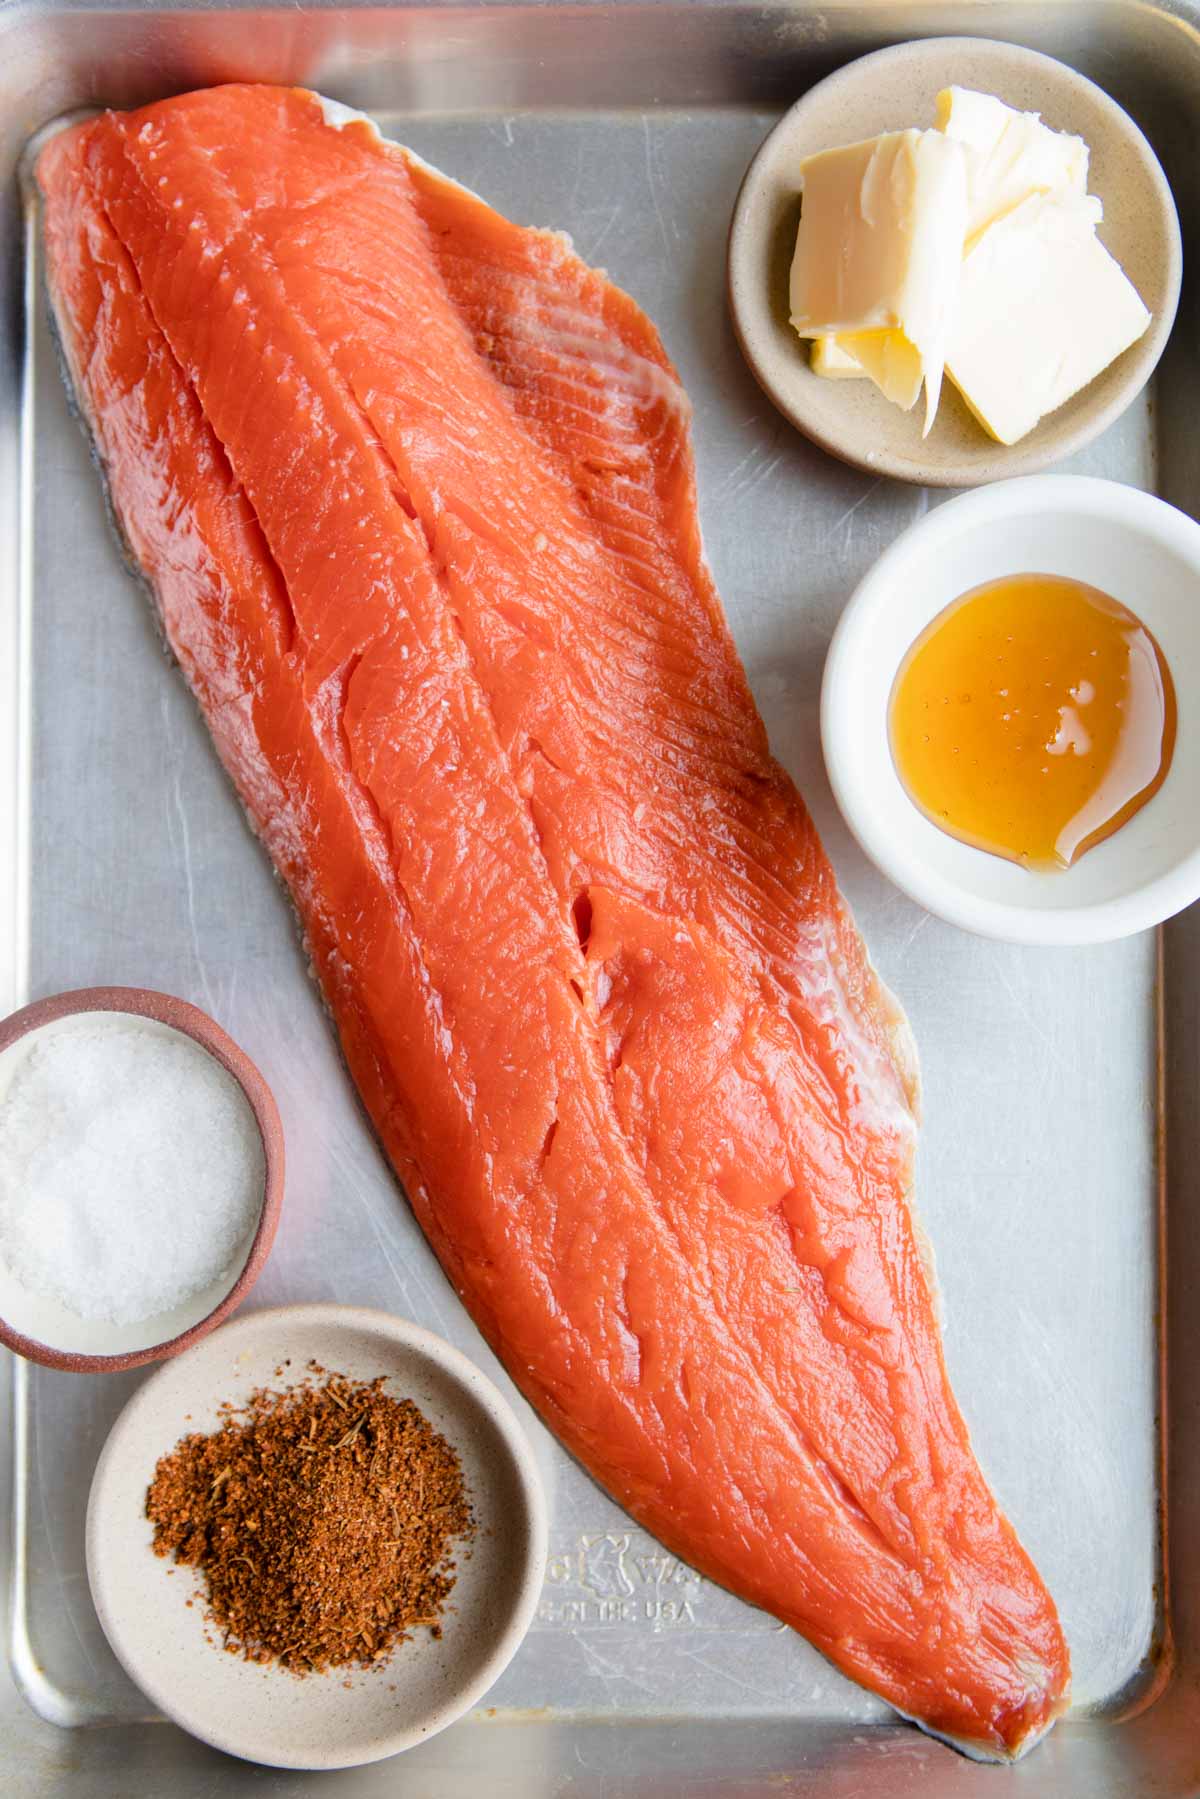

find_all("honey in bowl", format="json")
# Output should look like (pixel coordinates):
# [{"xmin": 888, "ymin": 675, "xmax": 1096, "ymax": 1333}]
[{"xmin": 889, "ymin": 573, "xmax": 1176, "ymax": 870}]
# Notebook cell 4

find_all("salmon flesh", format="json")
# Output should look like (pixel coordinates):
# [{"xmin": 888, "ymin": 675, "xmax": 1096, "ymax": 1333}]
[{"xmin": 37, "ymin": 86, "xmax": 1069, "ymax": 1757}]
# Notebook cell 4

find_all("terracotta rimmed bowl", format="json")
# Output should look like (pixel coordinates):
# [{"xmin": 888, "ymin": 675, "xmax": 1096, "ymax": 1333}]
[
  {"xmin": 727, "ymin": 37, "xmax": 1182, "ymax": 486},
  {"xmin": 0, "ymin": 986, "xmax": 282, "ymax": 1372},
  {"xmin": 87, "ymin": 1303, "xmax": 548, "ymax": 1770}
]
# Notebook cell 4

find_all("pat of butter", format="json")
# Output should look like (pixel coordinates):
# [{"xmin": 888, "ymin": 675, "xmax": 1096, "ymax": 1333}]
[
  {"xmin": 936, "ymin": 86, "xmax": 1088, "ymax": 240},
  {"xmin": 810, "ymin": 336, "xmax": 867, "ymax": 379},
  {"xmin": 945, "ymin": 192, "xmax": 1151, "ymax": 445},
  {"xmin": 810, "ymin": 334, "xmax": 933, "ymax": 404},
  {"xmin": 789, "ymin": 129, "xmax": 967, "ymax": 432},
  {"xmin": 832, "ymin": 330, "xmax": 925, "ymax": 410}
]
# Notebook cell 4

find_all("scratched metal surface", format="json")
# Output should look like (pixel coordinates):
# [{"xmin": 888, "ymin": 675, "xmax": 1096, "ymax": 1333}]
[
  {"xmin": 8, "ymin": 97, "xmax": 1161, "ymax": 1720},
  {"xmin": 2, "ymin": 4, "xmax": 1199, "ymax": 1796}
]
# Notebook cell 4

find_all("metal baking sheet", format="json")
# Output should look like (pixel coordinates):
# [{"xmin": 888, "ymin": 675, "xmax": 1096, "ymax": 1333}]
[{"xmin": 1, "ymin": 4, "xmax": 1198, "ymax": 1795}]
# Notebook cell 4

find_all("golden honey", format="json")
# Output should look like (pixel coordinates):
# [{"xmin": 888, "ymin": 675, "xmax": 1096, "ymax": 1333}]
[{"xmin": 889, "ymin": 573, "xmax": 1176, "ymax": 870}]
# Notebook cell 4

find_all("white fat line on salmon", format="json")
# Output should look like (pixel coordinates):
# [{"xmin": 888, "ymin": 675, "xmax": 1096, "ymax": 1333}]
[{"xmin": 316, "ymin": 96, "xmax": 689, "ymax": 427}]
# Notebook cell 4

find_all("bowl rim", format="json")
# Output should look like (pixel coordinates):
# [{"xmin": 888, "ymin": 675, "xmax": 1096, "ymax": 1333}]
[
  {"xmin": 820, "ymin": 474, "xmax": 1200, "ymax": 945},
  {"xmin": 0, "ymin": 985, "xmax": 283, "ymax": 1372},
  {"xmin": 726, "ymin": 35, "xmax": 1184, "ymax": 488},
  {"xmin": 85, "ymin": 1301, "xmax": 550, "ymax": 1769}
]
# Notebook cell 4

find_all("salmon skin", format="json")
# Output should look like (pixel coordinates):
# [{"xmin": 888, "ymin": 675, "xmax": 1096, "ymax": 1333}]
[{"xmin": 38, "ymin": 86, "xmax": 1069, "ymax": 1758}]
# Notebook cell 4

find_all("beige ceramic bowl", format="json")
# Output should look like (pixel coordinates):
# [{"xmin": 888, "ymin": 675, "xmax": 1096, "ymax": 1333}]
[
  {"xmin": 728, "ymin": 37, "xmax": 1182, "ymax": 485},
  {"xmin": 86, "ymin": 1303, "xmax": 548, "ymax": 1770}
]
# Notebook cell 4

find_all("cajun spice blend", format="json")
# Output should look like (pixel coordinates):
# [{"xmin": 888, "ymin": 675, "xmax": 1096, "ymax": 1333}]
[{"xmin": 147, "ymin": 1364, "xmax": 473, "ymax": 1673}]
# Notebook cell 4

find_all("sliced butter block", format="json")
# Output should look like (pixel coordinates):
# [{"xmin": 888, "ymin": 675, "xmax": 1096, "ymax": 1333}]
[
  {"xmin": 810, "ymin": 332, "xmax": 925, "ymax": 410},
  {"xmin": 810, "ymin": 334, "xmax": 924, "ymax": 406},
  {"xmin": 810, "ymin": 335, "xmax": 867, "ymax": 379},
  {"xmin": 936, "ymin": 86, "xmax": 1088, "ymax": 240},
  {"xmin": 789, "ymin": 128, "xmax": 967, "ymax": 432},
  {"xmin": 945, "ymin": 192, "xmax": 1151, "ymax": 445},
  {"xmin": 833, "ymin": 330, "xmax": 924, "ymax": 410}
]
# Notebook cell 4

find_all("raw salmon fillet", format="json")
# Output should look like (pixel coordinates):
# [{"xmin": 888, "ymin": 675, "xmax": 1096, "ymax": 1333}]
[{"xmin": 38, "ymin": 86, "xmax": 1069, "ymax": 1757}]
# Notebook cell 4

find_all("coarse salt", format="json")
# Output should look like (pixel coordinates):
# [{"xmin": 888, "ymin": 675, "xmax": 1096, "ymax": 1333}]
[{"xmin": 0, "ymin": 1015, "xmax": 264, "ymax": 1326}]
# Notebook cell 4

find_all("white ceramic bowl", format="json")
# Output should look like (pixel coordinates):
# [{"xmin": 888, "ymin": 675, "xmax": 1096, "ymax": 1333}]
[
  {"xmin": 821, "ymin": 476, "xmax": 1200, "ymax": 943},
  {"xmin": 87, "ymin": 1304, "xmax": 548, "ymax": 1770}
]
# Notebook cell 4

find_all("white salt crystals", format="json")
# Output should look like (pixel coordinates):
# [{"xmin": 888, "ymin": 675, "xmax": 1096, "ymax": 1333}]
[{"xmin": 0, "ymin": 1015, "xmax": 264, "ymax": 1326}]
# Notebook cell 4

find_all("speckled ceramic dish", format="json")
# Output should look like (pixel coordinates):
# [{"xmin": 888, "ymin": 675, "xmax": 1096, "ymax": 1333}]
[
  {"xmin": 0, "ymin": 987, "xmax": 283, "ymax": 1373},
  {"xmin": 727, "ymin": 37, "xmax": 1182, "ymax": 486},
  {"xmin": 86, "ymin": 1303, "xmax": 548, "ymax": 1769}
]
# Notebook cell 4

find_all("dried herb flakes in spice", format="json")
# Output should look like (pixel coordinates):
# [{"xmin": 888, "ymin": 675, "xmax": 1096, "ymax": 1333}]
[{"xmin": 147, "ymin": 1364, "xmax": 473, "ymax": 1674}]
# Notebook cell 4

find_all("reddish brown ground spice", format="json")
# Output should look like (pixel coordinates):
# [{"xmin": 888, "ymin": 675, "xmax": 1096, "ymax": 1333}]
[{"xmin": 146, "ymin": 1363, "xmax": 473, "ymax": 1673}]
